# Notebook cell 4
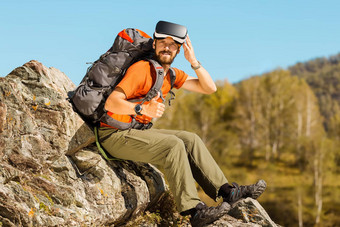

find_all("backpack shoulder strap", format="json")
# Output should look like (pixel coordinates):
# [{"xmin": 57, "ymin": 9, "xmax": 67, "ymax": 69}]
[
  {"xmin": 144, "ymin": 59, "xmax": 165, "ymax": 102},
  {"xmin": 168, "ymin": 67, "xmax": 176, "ymax": 106},
  {"xmin": 169, "ymin": 67, "xmax": 176, "ymax": 89},
  {"xmin": 144, "ymin": 59, "xmax": 177, "ymax": 105}
]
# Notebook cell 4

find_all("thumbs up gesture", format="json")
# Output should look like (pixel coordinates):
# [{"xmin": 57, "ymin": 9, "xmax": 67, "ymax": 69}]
[{"xmin": 142, "ymin": 92, "xmax": 165, "ymax": 118}]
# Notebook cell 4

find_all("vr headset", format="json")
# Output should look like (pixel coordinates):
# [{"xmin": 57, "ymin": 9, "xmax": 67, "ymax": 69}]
[{"xmin": 154, "ymin": 21, "xmax": 188, "ymax": 44}]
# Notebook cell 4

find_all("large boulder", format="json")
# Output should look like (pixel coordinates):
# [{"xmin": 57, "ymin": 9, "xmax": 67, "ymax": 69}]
[
  {"xmin": 210, "ymin": 198, "xmax": 280, "ymax": 227},
  {"xmin": 0, "ymin": 60, "xmax": 167, "ymax": 226},
  {"xmin": 0, "ymin": 60, "xmax": 280, "ymax": 227}
]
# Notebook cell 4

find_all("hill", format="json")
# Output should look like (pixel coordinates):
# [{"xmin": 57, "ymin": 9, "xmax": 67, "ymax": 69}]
[{"xmin": 289, "ymin": 53, "xmax": 340, "ymax": 137}]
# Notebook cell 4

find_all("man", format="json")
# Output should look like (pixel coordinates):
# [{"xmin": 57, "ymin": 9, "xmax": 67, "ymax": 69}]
[{"xmin": 99, "ymin": 21, "xmax": 266, "ymax": 227}]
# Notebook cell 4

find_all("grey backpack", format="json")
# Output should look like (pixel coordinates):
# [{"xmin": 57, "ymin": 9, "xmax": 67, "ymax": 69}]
[{"xmin": 68, "ymin": 28, "xmax": 176, "ymax": 130}]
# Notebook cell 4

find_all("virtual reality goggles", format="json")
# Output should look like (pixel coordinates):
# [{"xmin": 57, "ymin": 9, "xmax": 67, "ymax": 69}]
[{"xmin": 154, "ymin": 21, "xmax": 188, "ymax": 44}]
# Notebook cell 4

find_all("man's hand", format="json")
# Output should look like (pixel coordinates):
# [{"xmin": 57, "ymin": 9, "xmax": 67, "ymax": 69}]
[
  {"xmin": 142, "ymin": 93, "xmax": 165, "ymax": 118},
  {"xmin": 183, "ymin": 35, "xmax": 199, "ymax": 67},
  {"xmin": 181, "ymin": 35, "xmax": 217, "ymax": 94}
]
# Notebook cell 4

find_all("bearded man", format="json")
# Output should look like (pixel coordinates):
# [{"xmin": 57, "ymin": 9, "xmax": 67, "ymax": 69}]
[{"xmin": 99, "ymin": 21, "xmax": 266, "ymax": 227}]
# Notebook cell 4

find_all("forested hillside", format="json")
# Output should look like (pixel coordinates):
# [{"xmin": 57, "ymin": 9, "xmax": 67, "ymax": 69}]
[
  {"xmin": 289, "ymin": 53, "xmax": 340, "ymax": 139},
  {"xmin": 154, "ymin": 53, "xmax": 340, "ymax": 227}
]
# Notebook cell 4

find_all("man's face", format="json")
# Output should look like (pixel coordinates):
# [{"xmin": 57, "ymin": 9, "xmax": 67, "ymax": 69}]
[{"xmin": 154, "ymin": 37, "xmax": 181, "ymax": 65}]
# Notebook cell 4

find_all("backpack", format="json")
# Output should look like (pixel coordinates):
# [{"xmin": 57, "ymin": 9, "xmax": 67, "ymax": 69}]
[{"xmin": 68, "ymin": 28, "xmax": 176, "ymax": 130}]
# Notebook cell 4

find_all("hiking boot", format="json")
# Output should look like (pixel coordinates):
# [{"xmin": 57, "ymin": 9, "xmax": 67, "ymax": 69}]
[
  {"xmin": 190, "ymin": 201, "xmax": 230, "ymax": 227},
  {"xmin": 223, "ymin": 179, "xmax": 267, "ymax": 205}
]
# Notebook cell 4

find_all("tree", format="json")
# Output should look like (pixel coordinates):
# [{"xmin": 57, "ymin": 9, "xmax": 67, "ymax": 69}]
[{"xmin": 154, "ymin": 80, "xmax": 238, "ymax": 159}]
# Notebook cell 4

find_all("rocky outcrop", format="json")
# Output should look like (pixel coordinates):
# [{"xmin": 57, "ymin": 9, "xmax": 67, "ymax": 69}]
[
  {"xmin": 0, "ymin": 60, "xmax": 279, "ymax": 226},
  {"xmin": 210, "ymin": 198, "xmax": 280, "ymax": 227},
  {"xmin": 0, "ymin": 60, "xmax": 166, "ymax": 226}
]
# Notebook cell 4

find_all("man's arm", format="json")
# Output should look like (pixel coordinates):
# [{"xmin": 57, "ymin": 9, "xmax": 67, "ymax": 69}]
[
  {"xmin": 181, "ymin": 35, "xmax": 217, "ymax": 94},
  {"xmin": 105, "ymin": 87, "xmax": 165, "ymax": 118}
]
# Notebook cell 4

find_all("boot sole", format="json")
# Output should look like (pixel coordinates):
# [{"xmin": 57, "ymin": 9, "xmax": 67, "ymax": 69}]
[{"xmin": 251, "ymin": 179, "xmax": 267, "ymax": 199}]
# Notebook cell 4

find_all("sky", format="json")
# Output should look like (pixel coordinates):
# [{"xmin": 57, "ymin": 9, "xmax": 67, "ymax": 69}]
[{"xmin": 0, "ymin": 0, "xmax": 339, "ymax": 85}]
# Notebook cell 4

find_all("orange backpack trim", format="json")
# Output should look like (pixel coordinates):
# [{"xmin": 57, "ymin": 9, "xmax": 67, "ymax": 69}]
[
  {"xmin": 136, "ymin": 29, "xmax": 151, "ymax": 39},
  {"xmin": 118, "ymin": 29, "xmax": 134, "ymax": 43},
  {"xmin": 100, "ymin": 112, "xmax": 133, "ymax": 129},
  {"xmin": 118, "ymin": 29, "xmax": 151, "ymax": 43},
  {"xmin": 106, "ymin": 112, "xmax": 133, "ymax": 123},
  {"xmin": 99, "ymin": 122, "xmax": 118, "ymax": 129}
]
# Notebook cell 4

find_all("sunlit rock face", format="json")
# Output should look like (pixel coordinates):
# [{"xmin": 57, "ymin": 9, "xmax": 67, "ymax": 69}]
[
  {"xmin": 0, "ymin": 60, "xmax": 167, "ymax": 226},
  {"xmin": 0, "ymin": 60, "xmax": 279, "ymax": 227}
]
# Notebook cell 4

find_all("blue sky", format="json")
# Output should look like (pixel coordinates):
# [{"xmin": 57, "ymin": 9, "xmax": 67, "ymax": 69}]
[{"xmin": 1, "ymin": 0, "xmax": 339, "ymax": 84}]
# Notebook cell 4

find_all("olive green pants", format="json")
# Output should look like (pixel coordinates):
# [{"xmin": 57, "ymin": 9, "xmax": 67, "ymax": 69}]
[{"xmin": 98, "ymin": 127, "xmax": 228, "ymax": 212}]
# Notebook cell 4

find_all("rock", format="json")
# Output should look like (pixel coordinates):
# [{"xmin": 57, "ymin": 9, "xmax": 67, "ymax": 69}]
[
  {"xmin": 209, "ymin": 198, "xmax": 280, "ymax": 227},
  {"xmin": 66, "ymin": 123, "xmax": 96, "ymax": 156},
  {"xmin": 0, "ymin": 60, "xmax": 279, "ymax": 227},
  {"xmin": 0, "ymin": 102, "xmax": 6, "ymax": 133},
  {"xmin": 227, "ymin": 198, "xmax": 278, "ymax": 227},
  {"xmin": 0, "ymin": 60, "xmax": 167, "ymax": 226},
  {"xmin": 210, "ymin": 214, "xmax": 262, "ymax": 227}
]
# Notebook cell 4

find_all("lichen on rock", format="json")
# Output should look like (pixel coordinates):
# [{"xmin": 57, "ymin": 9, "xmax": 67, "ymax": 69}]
[
  {"xmin": 0, "ymin": 60, "xmax": 167, "ymax": 226},
  {"xmin": 0, "ymin": 60, "xmax": 279, "ymax": 226}
]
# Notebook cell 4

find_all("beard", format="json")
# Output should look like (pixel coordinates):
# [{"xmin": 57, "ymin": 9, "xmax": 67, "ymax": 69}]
[{"xmin": 154, "ymin": 50, "xmax": 177, "ymax": 65}]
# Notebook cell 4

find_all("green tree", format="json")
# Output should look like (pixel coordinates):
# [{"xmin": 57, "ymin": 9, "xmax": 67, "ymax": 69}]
[
  {"xmin": 155, "ymin": 80, "xmax": 238, "ymax": 159},
  {"xmin": 231, "ymin": 75, "xmax": 264, "ymax": 165},
  {"xmin": 289, "ymin": 53, "xmax": 340, "ymax": 138}
]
